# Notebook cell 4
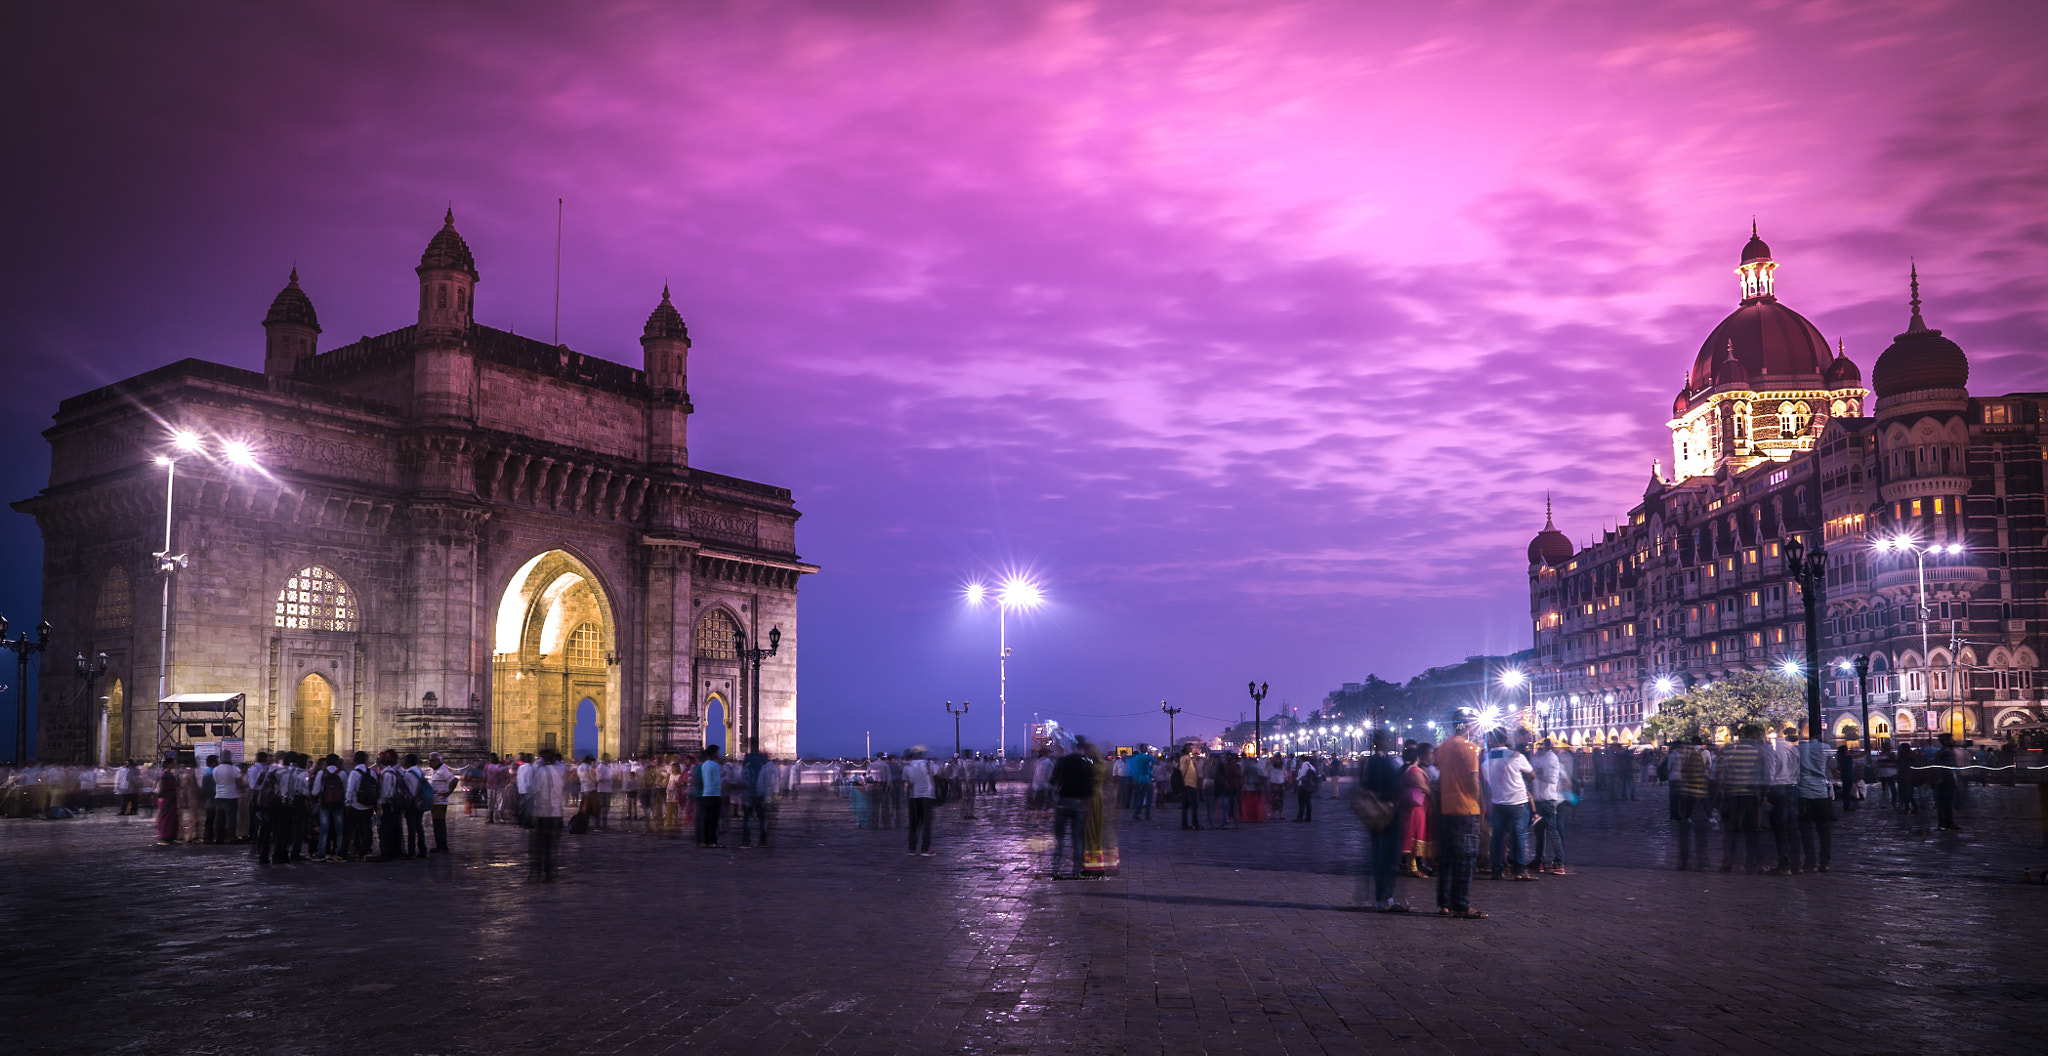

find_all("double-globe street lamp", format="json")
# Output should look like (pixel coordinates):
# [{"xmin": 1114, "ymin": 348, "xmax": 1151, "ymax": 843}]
[
  {"xmin": 945, "ymin": 699, "xmax": 970, "ymax": 758},
  {"xmin": 0, "ymin": 617, "xmax": 53, "ymax": 763},
  {"xmin": 964, "ymin": 577, "xmax": 1043, "ymax": 762},
  {"xmin": 734, "ymin": 625, "xmax": 781, "ymax": 755},
  {"xmin": 1873, "ymin": 535, "xmax": 1966, "ymax": 738},
  {"xmin": 78, "ymin": 650, "xmax": 109, "ymax": 764},
  {"xmin": 1783, "ymin": 535, "xmax": 1828, "ymax": 741}
]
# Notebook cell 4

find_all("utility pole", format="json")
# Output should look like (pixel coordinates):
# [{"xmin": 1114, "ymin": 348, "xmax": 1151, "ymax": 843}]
[{"xmin": 1161, "ymin": 700, "xmax": 1181, "ymax": 750}]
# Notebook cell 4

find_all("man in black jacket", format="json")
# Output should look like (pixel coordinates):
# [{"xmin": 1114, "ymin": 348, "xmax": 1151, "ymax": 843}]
[{"xmin": 1049, "ymin": 743, "xmax": 1096, "ymax": 879}]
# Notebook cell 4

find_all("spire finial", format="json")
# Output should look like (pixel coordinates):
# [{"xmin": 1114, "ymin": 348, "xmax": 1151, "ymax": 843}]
[
  {"xmin": 1544, "ymin": 492, "xmax": 1555, "ymax": 530},
  {"xmin": 661, "ymin": 283, "xmax": 671, "ymax": 302},
  {"xmin": 1751, "ymin": 216, "xmax": 1757, "ymax": 238},
  {"xmin": 444, "ymin": 205, "xmax": 455, "ymax": 225},
  {"xmin": 1908, "ymin": 262, "xmax": 1927, "ymax": 332},
  {"xmin": 288, "ymin": 265, "xmax": 299, "ymax": 284}
]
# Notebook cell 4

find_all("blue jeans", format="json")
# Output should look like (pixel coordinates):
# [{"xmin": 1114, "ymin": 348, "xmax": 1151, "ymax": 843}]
[
  {"xmin": 317, "ymin": 803, "xmax": 344, "ymax": 856},
  {"xmin": 1532, "ymin": 799, "xmax": 1566, "ymax": 868},
  {"xmin": 1488, "ymin": 802, "xmax": 1531, "ymax": 875},
  {"xmin": 1052, "ymin": 797, "xmax": 1088, "ymax": 876},
  {"xmin": 1180, "ymin": 787, "xmax": 1202, "ymax": 827},
  {"xmin": 1130, "ymin": 782, "xmax": 1154, "ymax": 819},
  {"xmin": 1368, "ymin": 818, "xmax": 1403, "ymax": 904}
]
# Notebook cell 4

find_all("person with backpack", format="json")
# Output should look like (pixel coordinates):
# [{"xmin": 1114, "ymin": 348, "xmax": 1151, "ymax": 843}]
[
  {"xmin": 426, "ymin": 753, "xmax": 458, "ymax": 853},
  {"xmin": 400, "ymin": 753, "xmax": 431, "ymax": 858},
  {"xmin": 342, "ymin": 750, "xmax": 378, "ymax": 860},
  {"xmin": 1217, "ymin": 752, "xmax": 1244, "ymax": 829},
  {"xmin": 244, "ymin": 752, "xmax": 273, "ymax": 854},
  {"xmin": 312, "ymin": 755, "xmax": 346, "ymax": 860},
  {"xmin": 374, "ymin": 750, "xmax": 407, "ymax": 860},
  {"xmin": 252, "ymin": 753, "xmax": 290, "ymax": 865},
  {"xmin": 695, "ymin": 744, "xmax": 726, "ymax": 848}
]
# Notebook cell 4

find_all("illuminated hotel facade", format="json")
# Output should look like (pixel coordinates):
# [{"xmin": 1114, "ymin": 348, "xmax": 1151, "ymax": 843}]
[{"xmin": 1526, "ymin": 231, "xmax": 2046, "ymax": 745}]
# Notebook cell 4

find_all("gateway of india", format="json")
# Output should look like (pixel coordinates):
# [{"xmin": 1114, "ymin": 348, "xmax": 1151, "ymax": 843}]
[
  {"xmin": 1526, "ymin": 229, "xmax": 2045, "ymax": 746},
  {"xmin": 14, "ymin": 211, "xmax": 813, "ymax": 764}
]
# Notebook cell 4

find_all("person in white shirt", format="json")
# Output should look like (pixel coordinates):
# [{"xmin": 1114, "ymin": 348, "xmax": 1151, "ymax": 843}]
[
  {"xmin": 114, "ymin": 761, "xmax": 140, "ymax": 816},
  {"xmin": 527, "ymin": 748, "xmax": 568, "ymax": 881},
  {"xmin": 901, "ymin": 748, "xmax": 939, "ymax": 855},
  {"xmin": 207, "ymin": 755, "xmax": 243, "ymax": 845},
  {"xmin": 1479, "ymin": 733, "xmax": 1537, "ymax": 880},
  {"xmin": 425, "ymin": 753, "xmax": 458, "ymax": 853},
  {"xmin": 514, "ymin": 752, "xmax": 536, "ymax": 826},
  {"xmin": 342, "ymin": 750, "xmax": 377, "ymax": 859},
  {"xmin": 1530, "ymin": 740, "xmax": 1573, "ymax": 874}
]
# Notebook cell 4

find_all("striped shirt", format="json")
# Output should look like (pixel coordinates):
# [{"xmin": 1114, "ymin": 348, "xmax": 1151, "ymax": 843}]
[{"xmin": 1717, "ymin": 740, "xmax": 1768, "ymax": 791}]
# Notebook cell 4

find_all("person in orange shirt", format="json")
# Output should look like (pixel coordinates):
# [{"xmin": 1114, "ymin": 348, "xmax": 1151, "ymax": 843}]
[{"xmin": 1433, "ymin": 708, "xmax": 1486, "ymax": 918}]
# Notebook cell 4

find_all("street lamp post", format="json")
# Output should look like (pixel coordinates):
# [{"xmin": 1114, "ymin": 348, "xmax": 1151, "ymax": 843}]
[
  {"xmin": 735, "ymin": 626, "xmax": 781, "ymax": 755},
  {"xmin": 1853, "ymin": 655, "xmax": 1872, "ymax": 764},
  {"xmin": 1501, "ymin": 669, "xmax": 1535, "ymax": 734},
  {"xmin": 1873, "ymin": 536, "xmax": 1964, "ymax": 737},
  {"xmin": 1161, "ymin": 700, "xmax": 1181, "ymax": 751},
  {"xmin": 1247, "ymin": 681, "xmax": 1268, "ymax": 755},
  {"xmin": 1784, "ymin": 534, "xmax": 1828, "ymax": 742},
  {"xmin": 77, "ymin": 650, "xmax": 109, "ymax": 764},
  {"xmin": 945, "ymin": 699, "xmax": 969, "ymax": 758},
  {"xmin": 0, "ymin": 618, "xmax": 52, "ymax": 763},
  {"xmin": 151, "ymin": 429, "xmax": 260, "ymax": 756}
]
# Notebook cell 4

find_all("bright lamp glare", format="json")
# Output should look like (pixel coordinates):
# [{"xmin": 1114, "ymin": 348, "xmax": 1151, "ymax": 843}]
[
  {"xmin": 1778, "ymin": 659, "xmax": 1802, "ymax": 676},
  {"xmin": 1654, "ymin": 677, "xmax": 1676, "ymax": 693},
  {"xmin": 171, "ymin": 430, "xmax": 204, "ymax": 453},
  {"xmin": 1944, "ymin": 543, "xmax": 1964, "ymax": 555},
  {"xmin": 997, "ymin": 577, "xmax": 1043, "ymax": 609},
  {"xmin": 963, "ymin": 582, "xmax": 987, "ymax": 605},
  {"xmin": 1500, "ymin": 670, "xmax": 1525, "ymax": 688},
  {"xmin": 220, "ymin": 440, "xmax": 258, "ymax": 468}
]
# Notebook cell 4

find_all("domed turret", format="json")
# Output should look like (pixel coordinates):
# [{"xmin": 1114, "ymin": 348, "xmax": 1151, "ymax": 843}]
[
  {"xmin": 1684, "ymin": 228, "xmax": 1832, "ymax": 395},
  {"xmin": 1824, "ymin": 349, "xmax": 1862, "ymax": 388},
  {"xmin": 416, "ymin": 208, "xmax": 478, "ymax": 334},
  {"xmin": 641, "ymin": 285, "xmax": 691, "ymax": 393},
  {"xmin": 1872, "ymin": 266, "xmax": 1968, "ymax": 399},
  {"xmin": 1527, "ymin": 496, "xmax": 1574, "ymax": 566},
  {"xmin": 263, "ymin": 268, "xmax": 321, "ymax": 375}
]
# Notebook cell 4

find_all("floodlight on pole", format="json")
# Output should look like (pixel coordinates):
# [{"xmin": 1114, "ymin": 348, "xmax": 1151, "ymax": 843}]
[{"xmin": 964, "ymin": 574, "xmax": 1045, "ymax": 762}]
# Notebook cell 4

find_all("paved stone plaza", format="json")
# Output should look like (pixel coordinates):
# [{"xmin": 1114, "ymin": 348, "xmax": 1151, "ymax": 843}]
[{"xmin": 3, "ymin": 786, "xmax": 2043, "ymax": 1056}]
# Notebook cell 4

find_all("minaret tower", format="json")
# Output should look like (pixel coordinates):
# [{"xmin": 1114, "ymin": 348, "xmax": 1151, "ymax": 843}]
[
  {"xmin": 641, "ymin": 286, "xmax": 693, "ymax": 468},
  {"xmin": 416, "ymin": 208, "xmax": 478, "ymax": 335},
  {"xmin": 262, "ymin": 268, "xmax": 321, "ymax": 376}
]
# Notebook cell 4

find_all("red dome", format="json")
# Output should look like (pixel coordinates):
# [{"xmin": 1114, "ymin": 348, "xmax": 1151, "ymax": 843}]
[
  {"xmin": 1528, "ymin": 527, "xmax": 1573, "ymax": 566},
  {"xmin": 1824, "ymin": 353, "xmax": 1862, "ymax": 388},
  {"xmin": 1873, "ymin": 323, "xmax": 1967, "ymax": 397},
  {"xmin": 1687, "ymin": 300, "xmax": 1831, "ymax": 392}
]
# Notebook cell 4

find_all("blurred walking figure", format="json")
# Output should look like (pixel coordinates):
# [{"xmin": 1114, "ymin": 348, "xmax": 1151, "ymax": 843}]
[
  {"xmin": 426, "ymin": 753, "xmax": 457, "ymax": 853},
  {"xmin": 696, "ymin": 745, "xmax": 726, "ymax": 847},
  {"xmin": 902, "ymin": 747, "xmax": 938, "ymax": 855},
  {"xmin": 528, "ymin": 747, "xmax": 567, "ymax": 882},
  {"xmin": 1084, "ymin": 741, "xmax": 1120, "ymax": 874},
  {"xmin": 1177, "ymin": 746, "xmax": 1203, "ymax": 830},
  {"xmin": 1718, "ymin": 725, "xmax": 1770, "ymax": 873},
  {"xmin": 1049, "ymin": 741, "xmax": 1096, "ymax": 878},
  {"xmin": 956, "ymin": 752, "xmax": 981, "ymax": 820},
  {"xmin": 1399, "ymin": 745, "xmax": 1434, "ymax": 876},
  {"xmin": 1530, "ymin": 739, "xmax": 1571, "ymax": 874},
  {"xmin": 1795, "ymin": 731, "xmax": 1837, "ymax": 873},
  {"xmin": 1361, "ymin": 730, "xmax": 1410, "ymax": 912},
  {"xmin": 153, "ymin": 758, "xmax": 181, "ymax": 845},
  {"xmin": 1767, "ymin": 727, "xmax": 1801, "ymax": 875},
  {"xmin": 1482, "ymin": 732, "xmax": 1537, "ymax": 881},
  {"xmin": 1435, "ymin": 709, "xmax": 1486, "ymax": 918},
  {"xmin": 1295, "ymin": 755, "xmax": 1321, "ymax": 822},
  {"xmin": 1669, "ymin": 738, "xmax": 1713, "ymax": 870},
  {"xmin": 1931, "ymin": 734, "xmax": 1962, "ymax": 829},
  {"xmin": 742, "ymin": 742, "xmax": 777, "ymax": 848}
]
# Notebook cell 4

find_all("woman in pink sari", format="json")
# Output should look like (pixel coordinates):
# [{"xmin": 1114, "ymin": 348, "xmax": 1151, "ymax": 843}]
[
  {"xmin": 153, "ymin": 764, "xmax": 181, "ymax": 844},
  {"xmin": 1400, "ymin": 744, "xmax": 1435, "ymax": 877}
]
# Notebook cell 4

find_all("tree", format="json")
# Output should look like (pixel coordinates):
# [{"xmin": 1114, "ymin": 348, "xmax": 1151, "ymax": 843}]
[{"xmin": 1641, "ymin": 670, "xmax": 1807, "ymax": 744}]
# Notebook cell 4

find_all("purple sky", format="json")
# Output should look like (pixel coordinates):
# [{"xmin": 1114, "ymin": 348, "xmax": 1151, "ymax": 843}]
[{"xmin": 4, "ymin": 1, "xmax": 2046, "ymax": 757}]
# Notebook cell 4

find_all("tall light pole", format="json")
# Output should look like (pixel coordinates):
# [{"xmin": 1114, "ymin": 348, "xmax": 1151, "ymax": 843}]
[
  {"xmin": 0, "ymin": 618, "xmax": 52, "ymax": 763},
  {"xmin": 77, "ymin": 651, "xmax": 109, "ymax": 764},
  {"xmin": 735, "ymin": 626, "xmax": 780, "ymax": 754},
  {"xmin": 1247, "ymin": 681, "xmax": 1268, "ymax": 755},
  {"xmin": 151, "ymin": 428, "xmax": 261, "ymax": 756},
  {"xmin": 945, "ymin": 699, "xmax": 969, "ymax": 758},
  {"xmin": 1873, "ymin": 536, "xmax": 1964, "ymax": 736},
  {"xmin": 1785, "ymin": 534, "xmax": 1828, "ymax": 742},
  {"xmin": 1501, "ymin": 669, "xmax": 1534, "ymax": 734},
  {"xmin": 965, "ymin": 577, "xmax": 1043, "ymax": 762},
  {"xmin": 1161, "ymin": 700, "xmax": 1180, "ymax": 751}
]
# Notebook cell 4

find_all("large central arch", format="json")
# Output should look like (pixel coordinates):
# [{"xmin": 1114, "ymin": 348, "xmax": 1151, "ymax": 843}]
[{"xmin": 491, "ymin": 550, "xmax": 620, "ymax": 758}]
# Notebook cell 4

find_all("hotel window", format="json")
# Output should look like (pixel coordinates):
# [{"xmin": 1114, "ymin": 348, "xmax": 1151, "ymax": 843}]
[
  {"xmin": 1748, "ymin": 591, "xmax": 1761, "ymax": 607},
  {"xmin": 1984, "ymin": 403, "xmax": 2011, "ymax": 425},
  {"xmin": 1933, "ymin": 497, "xmax": 1944, "ymax": 515},
  {"xmin": 1749, "ymin": 632, "xmax": 1763, "ymax": 648},
  {"xmin": 1768, "ymin": 542, "xmax": 1780, "ymax": 558},
  {"xmin": 1912, "ymin": 500, "xmax": 1923, "ymax": 517},
  {"xmin": 1745, "ymin": 548, "xmax": 1757, "ymax": 564},
  {"xmin": 1772, "ymin": 627, "xmax": 1786, "ymax": 644}
]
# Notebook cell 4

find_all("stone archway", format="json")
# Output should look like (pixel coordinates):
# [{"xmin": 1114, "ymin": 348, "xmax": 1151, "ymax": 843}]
[
  {"xmin": 292, "ymin": 673, "xmax": 337, "ymax": 759},
  {"xmin": 491, "ymin": 550, "xmax": 619, "ymax": 758}
]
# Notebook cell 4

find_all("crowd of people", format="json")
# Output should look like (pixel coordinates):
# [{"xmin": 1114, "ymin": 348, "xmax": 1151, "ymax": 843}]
[{"xmin": 1, "ymin": 719, "xmax": 2025, "ymax": 897}]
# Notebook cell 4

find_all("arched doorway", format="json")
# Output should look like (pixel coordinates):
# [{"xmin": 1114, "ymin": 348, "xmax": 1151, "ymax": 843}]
[
  {"xmin": 703, "ymin": 693, "xmax": 729, "ymax": 753},
  {"xmin": 99, "ymin": 678, "xmax": 125, "ymax": 766},
  {"xmin": 292, "ymin": 673, "xmax": 336, "ymax": 759},
  {"xmin": 573, "ymin": 698, "xmax": 599, "ymax": 760},
  {"xmin": 491, "ymin": 550, "xmax": 618, "ymax": 758}
]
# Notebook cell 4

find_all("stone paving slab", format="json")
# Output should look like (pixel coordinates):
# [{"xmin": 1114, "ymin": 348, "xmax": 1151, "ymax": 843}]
[{"xmin": 1, "ymin": 786, "xmax": 2044, "ymax": 1055}]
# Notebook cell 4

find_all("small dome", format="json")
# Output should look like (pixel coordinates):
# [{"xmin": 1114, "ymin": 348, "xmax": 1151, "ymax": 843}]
[
  {"xmin": 1824, "ymin": 352, "xmax": 1862, "ymax": 388},
  {"xmin": 1713, "ymin": 349, "xmax": 1750, "ymax": 387},
  {"xmin": 263, "ymin": 268, "xmax": 320, "ymax": 331},
  {"xmin": 1872, "ymin": 268, "xmax": 1968, "ymax": 398},
  {"xmin": 642, "ymin": 285, "xmax": 689, "ymax": 342},
  {"xmin": 1672, "ymin": 389, "xmax": 1689, "ymax": 417},
  {"xmin": 418, "ymin": 208, "xmax": 478, "ymax": 277},
  {"xmin": 1741, "ymin": 232, "xmax": 1772, "ymax": 263},
  {"xmin": 1527, "ymin": 499, "xmax": 1574, "ymax": 566}
]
